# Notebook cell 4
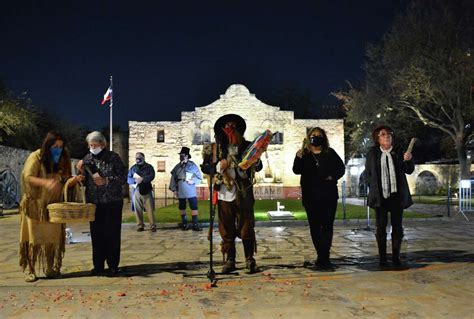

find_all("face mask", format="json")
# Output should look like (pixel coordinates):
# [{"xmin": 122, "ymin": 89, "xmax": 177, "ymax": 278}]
[
  {"xmin": 50, "ymin": 147, "xmax": 63, "ymax": 164},
  {"xmin": 310, "ymin": 136, "xmax": 324, "ymax": 147},
  {"xmin": 223, "ymin": 126, "xmax": 239, "ymax": 145},
  {"xmin": 180, "ymin": 154, "xmax": 188, "ymax": 163},
  {"xmin": 90, "ymin": 147, "xmax": 102, "ymax": 155},
  {"xmin": 136, "ymin": 158, "xmax": 144, "ymax": 165}
]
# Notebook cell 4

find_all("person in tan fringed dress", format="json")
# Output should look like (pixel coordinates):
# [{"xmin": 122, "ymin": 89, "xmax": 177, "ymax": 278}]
[{"xmin": 19, "ymin": 131, "xmax": 82, "ymax": 282}]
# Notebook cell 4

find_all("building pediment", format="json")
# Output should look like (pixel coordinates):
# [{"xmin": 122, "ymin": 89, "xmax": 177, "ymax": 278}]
[{"xmin": 190, "ymin": 84, "xmax": 288, "ymax": 119}]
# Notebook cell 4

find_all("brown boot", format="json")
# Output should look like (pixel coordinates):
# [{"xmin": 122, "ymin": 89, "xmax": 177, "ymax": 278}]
[
  {"xmin": 243, "ymin": 239, "xmax": 257, "ymax": 273},
  {"xmin": 221, "ymin": 259, "xmax": 236, "ymax": 273},
  {"xmin": 246, "ymin": 257, "xmax": 257, "ymax": 274},
  {"xmin": 45, "ymin": 268, "xmax": 61, "ymax": 279},
  {"xmin": 221, "ymin": 247, "xmax": 236, "ymax": 274}
]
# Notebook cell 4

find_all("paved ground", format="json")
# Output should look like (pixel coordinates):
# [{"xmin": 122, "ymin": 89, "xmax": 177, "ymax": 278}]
[{"xmin": 0, "ymin": 207, "xmax": 473, "ymax": 318}]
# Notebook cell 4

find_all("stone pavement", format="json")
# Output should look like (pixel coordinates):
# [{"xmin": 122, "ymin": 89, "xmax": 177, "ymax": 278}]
[{"xmin": 0, "ymin": 211, "xmax": 473, "ymax": 318}]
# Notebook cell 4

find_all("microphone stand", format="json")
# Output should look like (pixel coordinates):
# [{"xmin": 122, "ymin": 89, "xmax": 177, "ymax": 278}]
[
  {"xmin": 196, "ymin": 140, "xmax": 220, "ymax": 287},
  {"xmin": 206, "ymin": 165, "xmax": 218, "ymax": 287}
]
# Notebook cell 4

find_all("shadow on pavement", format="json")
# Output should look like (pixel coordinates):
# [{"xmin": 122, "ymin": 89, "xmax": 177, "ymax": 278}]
[
  {"xmin": 342, "ymin": 249, "xmax": 474, "ymax": 272},
  {"xmin": 61, "ymin": 250, "xmax": 474, "ymax": 279},
  {"xmin": 63, "ymin": 261, "xmax": 210, "ymax": 279}
]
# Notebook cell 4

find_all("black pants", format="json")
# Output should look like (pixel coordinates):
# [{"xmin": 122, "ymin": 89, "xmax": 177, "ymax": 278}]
[
  {"xmin": 305, "ymin": 199, "xmax": 338, "ymax": 262},
  {"xmin": 374, "ymin": 194, "xmax": 403, "ymax": 239},
  {"xmin": 90, "ymin": 200, "xmax": 123, "ymax": 270}
]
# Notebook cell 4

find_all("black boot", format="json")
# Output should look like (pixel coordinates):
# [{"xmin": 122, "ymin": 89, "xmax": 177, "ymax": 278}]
[
  {"xmin": 316, "ymin": 229, "xmax": 334, "ymax": 269},
  {"xmin": 191, "ymin": 215, "xmax": 202, "ymax": 231},
  {"xmin": 391, "ymin": 232, "xmax": 403, "ymax": 266},
  {"xmin": 221, "ymin": 247, "xmax": 236, "ymax": 274},
  {"xmin": 243, "ymin": 239, "xmax": 257, "ymax": 274},
  {"xmin": 180, "ymin": 214, "xmax": 188, "ymax": 230},
  {"xmin": 376, "ymin": 233, "xmax": 388, "ymax": 267}
]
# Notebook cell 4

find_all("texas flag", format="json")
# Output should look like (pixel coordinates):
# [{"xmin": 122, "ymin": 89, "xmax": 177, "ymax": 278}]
[{"xmin": 101, "ymin": 86, "xmax": 112, "ymax": 105}]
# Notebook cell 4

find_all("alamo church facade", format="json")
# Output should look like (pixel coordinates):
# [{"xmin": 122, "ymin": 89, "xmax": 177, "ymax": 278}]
[{"xmin": 128, "ymin": 84, "xmax": 345, "ymax": 199}]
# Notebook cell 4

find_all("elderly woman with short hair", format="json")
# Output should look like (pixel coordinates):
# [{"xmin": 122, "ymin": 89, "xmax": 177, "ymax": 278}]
[
  {"xmin": 78, "ymin": 131, "xmax": 127, "ymax": 276},
  {"xmin": 365, "ymin": 125, "xmax": 414, "ymax": 267}
]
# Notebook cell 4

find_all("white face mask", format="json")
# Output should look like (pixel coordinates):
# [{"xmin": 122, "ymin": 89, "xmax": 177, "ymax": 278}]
[{"xmin": 90, "ymin": 147, "xmax": 103, "ymax": 155}]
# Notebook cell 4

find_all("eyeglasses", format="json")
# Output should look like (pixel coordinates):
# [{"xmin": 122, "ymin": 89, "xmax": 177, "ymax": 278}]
[{"xmin": 378, "ymin": 132, "xmax": 393, "ymax": 137}]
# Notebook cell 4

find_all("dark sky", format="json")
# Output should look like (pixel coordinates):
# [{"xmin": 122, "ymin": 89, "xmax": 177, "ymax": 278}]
[{"xmin": 0, "ymin": 0, "xmax": 404, "ymax": 129}]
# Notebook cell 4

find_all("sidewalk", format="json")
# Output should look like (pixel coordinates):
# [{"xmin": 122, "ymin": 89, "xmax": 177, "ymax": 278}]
[
  {"xmin": 0, "ymin": 210, "xmax": 473, "ymax": 318},
  {"xmin": 344, "ymin": 197, "xmax": 457, "ymax": 217}
]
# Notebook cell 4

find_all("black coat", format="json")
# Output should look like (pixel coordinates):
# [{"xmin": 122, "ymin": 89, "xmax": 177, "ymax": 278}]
[
  {"xmin": 293, "ymin": 148, "xmax": 346, "ymax": 207},
  {"xmin": 365, "ymin": 146, "xmax": 414, "ymax": 209},
  {"xmin": 83, "ymin": 149, "xmax": 127, "ymax": 204}
]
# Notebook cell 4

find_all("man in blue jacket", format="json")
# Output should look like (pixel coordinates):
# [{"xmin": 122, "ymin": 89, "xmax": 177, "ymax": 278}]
[
  {"xmin": 169, "ymin": 147, "xmax": 203, "ymax": 231},
  {"xmin": 128, "ymin": 152, "xmax": 157, "ymax": 232}
]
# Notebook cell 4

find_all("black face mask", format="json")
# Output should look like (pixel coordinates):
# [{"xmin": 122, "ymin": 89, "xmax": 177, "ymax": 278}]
[
  {"xmin": 310, "ymin": 136, "xmax": 324, "ymax": 147},
  {"xmin": 180, "ymin": 154, "xmax": 188, "ymax": 162}
]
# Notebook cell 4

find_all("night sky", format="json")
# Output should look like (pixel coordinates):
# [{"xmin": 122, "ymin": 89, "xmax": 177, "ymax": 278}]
[{"xmin": 0, "ymin": 0, "xmax": 404, "ymax": 129}]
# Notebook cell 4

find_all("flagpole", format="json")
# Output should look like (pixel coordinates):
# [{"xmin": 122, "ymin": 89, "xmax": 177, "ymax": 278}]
[{"xmin": 109, "ymin": 75, "xmax": 113, "ymax": 151}]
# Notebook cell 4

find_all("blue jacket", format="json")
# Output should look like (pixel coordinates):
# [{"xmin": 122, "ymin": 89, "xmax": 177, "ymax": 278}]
[{"xmin": 169, "ymin": 161, "xmax": 202, "ymax": 199}]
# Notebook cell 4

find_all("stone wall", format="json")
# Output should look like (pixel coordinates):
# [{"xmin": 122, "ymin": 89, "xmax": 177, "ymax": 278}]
[
  {"xmin": 0, "ymin": 145, "xmax": 31, "ymax": 208},
  {"xmin": 129, "ymin": 84, "xmax": 345, "ymax": 199},
  {"xmin": 0, "ymin": 145, "xmax": 82, "ymax": 208},
  {"xmin": 345, "ymin": 156, "xmax": 474, "ymax": 196}
]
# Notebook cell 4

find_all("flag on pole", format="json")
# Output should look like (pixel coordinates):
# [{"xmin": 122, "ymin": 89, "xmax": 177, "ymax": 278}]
[{"xmin": 101, "ymin": 87, "xmax": 113, "ymax": 105}]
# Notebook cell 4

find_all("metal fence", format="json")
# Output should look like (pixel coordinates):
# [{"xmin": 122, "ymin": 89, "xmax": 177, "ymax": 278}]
[
  {"xmin": 459, "ymin": 179, "xmax": 473, "ymax": 221},
  {"xmin": 136, "ymin": 180, "xmax": 469, "ymax": 220}
]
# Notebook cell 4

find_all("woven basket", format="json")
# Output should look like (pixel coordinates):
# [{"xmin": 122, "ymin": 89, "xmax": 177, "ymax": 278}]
[{"xmin": 47, "ymin": 178, "xmax": 96, "ymax": 223}]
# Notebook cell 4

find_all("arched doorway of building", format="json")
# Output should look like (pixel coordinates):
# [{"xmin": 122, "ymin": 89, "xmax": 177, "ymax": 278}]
[
  {"xmin": 415, "ymin": 171, "xmax": 439, "ymax": 195},
  {"xmin": 358, "ymin": 170, "xmax": 368, "ymax": 197}
]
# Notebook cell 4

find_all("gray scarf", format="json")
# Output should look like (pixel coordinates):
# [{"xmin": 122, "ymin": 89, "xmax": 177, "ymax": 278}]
[{"xmin": 380, "ymin": 146, "xmax": 397, "ymax": 199}]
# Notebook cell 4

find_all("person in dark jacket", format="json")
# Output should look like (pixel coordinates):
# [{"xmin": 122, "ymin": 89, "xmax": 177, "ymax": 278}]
[
  {"xmin": 293, "ymin": 127, "xmax": 345, "ymax": 269},
  {"xmin": 365, "ymin": 125, "xmax": 414, "ymax": 267},
  {"xmin": 128, "ymin": 152, "xmax": 157, "ymax": 232},
  {"xmin": 78, "ymin": 131, "xmax": 127, "ymax": 276}
]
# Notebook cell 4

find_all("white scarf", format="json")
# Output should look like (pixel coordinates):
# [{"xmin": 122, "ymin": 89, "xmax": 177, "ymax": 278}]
[{"xmin": 380, "ymin": 146, "xmax": 397, "ymax": 199}]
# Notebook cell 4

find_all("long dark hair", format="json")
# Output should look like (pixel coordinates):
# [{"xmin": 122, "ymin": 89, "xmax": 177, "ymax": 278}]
[
  {"xmin": 40, "ymin": 131, "xmax": 70, "ymax": 174},
  {"xmin": 305, "ymin": 127, "xmax": 330, "ymax": 153}
]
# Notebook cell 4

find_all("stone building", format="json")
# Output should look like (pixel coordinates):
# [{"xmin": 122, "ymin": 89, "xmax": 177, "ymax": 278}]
[
  {"xmin": 128, "ymin": 84, "xmax": 345, "ymax": 199},
  {"xmin": 346, "ymin": 157, "xmax": 474, "ymax": 197}
]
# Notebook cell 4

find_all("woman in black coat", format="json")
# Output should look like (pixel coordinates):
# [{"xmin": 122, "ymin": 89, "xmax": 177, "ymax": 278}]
[
  {"xmin": 365, "ymin": 125, "xmax": 414, "ymax": 267},
  {"xmin": 293, "ymin": 127, "xmax": 345, "ymax": 269}
]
